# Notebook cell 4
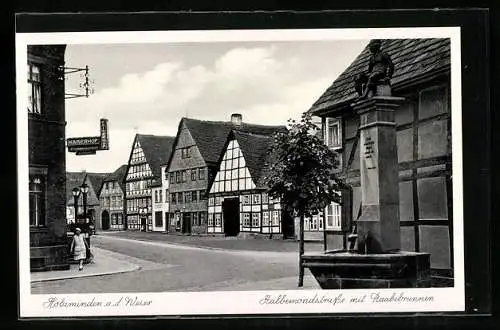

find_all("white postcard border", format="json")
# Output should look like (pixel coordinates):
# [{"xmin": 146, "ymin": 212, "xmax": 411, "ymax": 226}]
[{"xmin": 16, "ymin": 26, "xmax": 464, "ymax": 317}]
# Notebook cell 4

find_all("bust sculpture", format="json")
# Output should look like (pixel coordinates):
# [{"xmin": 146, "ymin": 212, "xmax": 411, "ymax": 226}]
[{"xmin": 355, "ymin": 39, "xmax": 394, "ymax": 99}]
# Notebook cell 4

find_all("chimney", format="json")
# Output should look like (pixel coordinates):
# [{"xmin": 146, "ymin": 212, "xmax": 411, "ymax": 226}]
[{"xmin": 231, "ymin": 113, "xmax": 243, "ymax": 126}]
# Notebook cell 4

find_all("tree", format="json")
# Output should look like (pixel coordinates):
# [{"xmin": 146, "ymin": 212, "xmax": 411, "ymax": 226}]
[{"xmin": 264, "ymin": 112, "xmax": 344, "ymax": 287}]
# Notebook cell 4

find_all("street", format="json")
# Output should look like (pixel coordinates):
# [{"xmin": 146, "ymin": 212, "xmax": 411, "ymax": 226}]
[{"xmin": 31, "ymin": 234, "xmax": 321, "ymax": 294}]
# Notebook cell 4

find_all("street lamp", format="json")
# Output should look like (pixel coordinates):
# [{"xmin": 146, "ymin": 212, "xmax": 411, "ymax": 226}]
[
  {"xmin": 80, "ymin": 182, "xmax": 90, "ymax": 260},
  {"xmin": 72, "ymin": 187, "xmax": 80, "ymax": 231}
]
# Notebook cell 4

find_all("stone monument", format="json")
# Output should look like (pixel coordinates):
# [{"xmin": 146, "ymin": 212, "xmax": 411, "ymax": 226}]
[{"xmin": 302, "ymin": 40, "xmax": 431, "ymax": 289}]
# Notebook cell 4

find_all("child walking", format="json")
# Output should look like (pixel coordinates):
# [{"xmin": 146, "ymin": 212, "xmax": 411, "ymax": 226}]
[{"xmin": 70, "ymin": 227, "xmax": 88, "ymax": 271}]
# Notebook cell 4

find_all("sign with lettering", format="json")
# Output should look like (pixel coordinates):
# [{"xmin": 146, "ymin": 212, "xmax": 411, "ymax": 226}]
[
  {"xmin": 363, "ymin": 135, "xmax": 376, "ymax": 169},
  {"xmin": 67, "ymin": 119, "xmax": 109, "ymax": 155}
]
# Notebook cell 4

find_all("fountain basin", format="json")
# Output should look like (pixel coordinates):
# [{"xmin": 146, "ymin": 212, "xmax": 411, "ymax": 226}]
[{"xmin": 302, "ymin": 250, "xmax": 431, "ymax": 289}]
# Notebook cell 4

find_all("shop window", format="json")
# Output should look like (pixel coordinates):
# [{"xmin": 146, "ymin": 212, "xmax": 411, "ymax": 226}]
[{"xmin": 27, "ymin": 63, "xmax": 42, "ymax": 114}]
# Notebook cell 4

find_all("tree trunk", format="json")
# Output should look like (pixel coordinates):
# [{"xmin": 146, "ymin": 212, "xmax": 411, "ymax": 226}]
[{"xmin": 298, "ymin": 213, "xmax": 305, "ymax": 287}]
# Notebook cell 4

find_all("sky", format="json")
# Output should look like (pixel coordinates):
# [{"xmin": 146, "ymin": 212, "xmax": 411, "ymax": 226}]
[{"xmin": 64, "ymin": 40, "xmax": 368, "ymax": 173}]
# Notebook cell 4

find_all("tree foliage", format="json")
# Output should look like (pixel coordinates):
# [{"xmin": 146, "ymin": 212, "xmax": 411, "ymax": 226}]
[{"xmin": 264, "ymin": 112, "xmax": 344, "ymax": 218}]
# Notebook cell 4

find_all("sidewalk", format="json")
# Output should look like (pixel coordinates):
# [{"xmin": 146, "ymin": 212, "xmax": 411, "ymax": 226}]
[
  {"xmin": 30, "ymin": 247, "xmax": 140, "ymax": 283},
  {"xmin": 98, "ymin": 231, "xmax": 325, "ymax": 253}
]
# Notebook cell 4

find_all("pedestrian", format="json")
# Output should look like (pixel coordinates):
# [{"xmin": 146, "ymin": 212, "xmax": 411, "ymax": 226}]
[{"xmin": 70, "ymin": 227, "xmax": 88, "ymax": 271}]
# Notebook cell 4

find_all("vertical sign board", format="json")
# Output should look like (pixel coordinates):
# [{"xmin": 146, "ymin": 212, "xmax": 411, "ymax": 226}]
[{"xmin": 67, "ymin": 118, "xmax": 110, "ymax": 155}]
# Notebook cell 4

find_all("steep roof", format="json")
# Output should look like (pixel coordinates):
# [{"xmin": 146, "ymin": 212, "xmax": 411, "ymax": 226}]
[
  {"xmin": 231, "ymin": 131, "xmax": 275, "ymax": 189},
  {"xmin": 85, "ymin": 172, "xmax": 109, "ymax": 201},
  {"xmin": 66, "ymin": 171, "xmax": 109, "ymax": 206},
  {"xmin": 102, "ymin": 164, "xmax": 128, "ymax": 192},
  {"xmin": 136, "ymin": 134, "xmax": 175, "ymax": 180},
  {"xmin": 182, "ymin": 117, "xmax": 287, "ymax": 165},
  {"xmin": 308, "ymin": 38, "xmax": 451, "ymax": 115}
]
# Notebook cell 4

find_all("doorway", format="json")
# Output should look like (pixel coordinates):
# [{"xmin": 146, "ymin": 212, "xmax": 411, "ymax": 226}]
[
  {"xmin": 222, "ymin": 198, "xmax": 240, "ymax": 236},
  {"xmin": 140, "ymin": 217, "xmax": 147, "ymax": 232},
  {"xmin": 182, "ymin": 212, "xmax": 191, "ymax": 234},
  {"xmin": 101, "ymin": 210, "xmax": 110, "ymax": 230}
]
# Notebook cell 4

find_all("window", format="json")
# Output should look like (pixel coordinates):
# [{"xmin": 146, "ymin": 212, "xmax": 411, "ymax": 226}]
[
  {"xmin": 170, "ymin": 173, "xmax": 175, "ymax": 182},
  {"xmin": 191, "ymin": 170, "xmax": 197, "ymax": 181},
  {"xmin": 198, "ymin": 168, "xmax": 205, "ymax": 180},
  {"xmin": 252, "ymin": 194, "xmax": 261, "ymax": 204},
  {"xmin": 262, "ymin": 211, "xmax": 270, "ymax": 226},
  {"xmin": 29, "ymin": 175, "xmax": 45, "ymax": 226},
  {"xmin": 252, "ymin": 213, "xmax": 260, "ymax": 227},
  {"xmin": 175, "ymin": 172, "xmax": 181, "ymax": 183},
  {"xmin": 199, "ymin": 212, "xmax": 206, "ymax": 226},
  {"xmin": 242, "ymin": 213, "xmax": 251, "ymax": 226},
  {"xmin": 325, "ymin": 201, "xmax": 342, "ymax": 230},
  {"xmin": 208, "ymin": 213, "xmax": 214, "ymax": 226},
  {"xmin": 215, "ymin": 213, "xmax": 222, "ymax": 226},
  {"xmin": 242, "ymin": 195, "xmax": 251, "ymax": 205},
  {"xmin": 181, "ymin": 147, "xmax": 192, "ymax": 159},
  {"xmin": 271, "ymin": 211, "xmax": 280, "ymax": 226},
  {"xmin": 192, "ymin": 191, "xmax": 198, "ymax": 202},
  {"xmin": 184, "ymin": 191, "xmax": 192, "ymax": 203},
  {"xmin": 154, "ymin": 191, "xmax": 158, "ymax": 203},
  {"xmin": 117, "ymin": 214, "xmax": 123, "ymax": 225},
  {"xmin": 171, "ymin": 193, "xmax": 176, "ymax": 204},
  {"xmin": 164, "ymin": 168, "xmax": 169, "ymax": 181},
  {"xmin": 27, "ymin": 63, "xmax": 41, "ymax": 114},
  {"xmin": 182, "ymin": 171, "xmax": 187, "ymax": 182},
  {"xmin": 208, "ymin": 197, "xmax": 214, "ymax": 206},
  {"xmin": 159, "ymin": 190, "xmax": 162, "ymax": 203},
  {"xmin": 215, "ymin": 197, "xmax": 222, "ymax": 205},
  {"xmin": 326, "ymin": 118, "xmax": 342, "ymax": 150},
  {"xmin": 262, "ymin": 193, "xmax": 269, "ymax": 204},
  {"xmin": 199, "ymin": 190, "xmax": 207, "ymax": 200},
  {"xmin": 192, "ymin": 212, "xmax": 198, "ymax": 226},
  {"xmin": 177, "ymin": 192, "xmax": 183, "ymax": 204}
]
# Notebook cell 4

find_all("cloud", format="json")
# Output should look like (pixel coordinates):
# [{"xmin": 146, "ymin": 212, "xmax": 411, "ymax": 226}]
[{"xmin": 64, "ymin": 44, "xmax": 352, "ymax": 172}]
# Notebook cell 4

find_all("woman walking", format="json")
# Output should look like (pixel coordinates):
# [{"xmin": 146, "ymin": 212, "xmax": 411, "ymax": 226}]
[{"xmin": 70, "ymin": 227, "xmax": 88, "ymax": 271}]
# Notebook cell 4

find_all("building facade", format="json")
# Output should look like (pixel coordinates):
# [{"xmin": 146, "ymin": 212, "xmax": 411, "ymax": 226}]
[
  {"xmin": 167, "ymin": 114, "xmax": 287, "ymax": 236},
  {"xmin": 151, "ymin": 164, "xmax": 170, "ymax": 232},
  {"xmin": 28, "ymin": 45, "xmax": 69, "ymax": 272},
  {"xmin": 124, "ymin": 134, "xmax": 175, "ymax": 232},
  {"xmin": 66, "ymin": 172, "xmax": 108, "ymax": 231},
  {"xmin": 207, "ymin": 131, "xmax": 295, "ymax": 238},
  {"xmin": 309, "ymin": 38, "xmax": 453, "ymax": 284},
  {"xmin": 99, "ymin": 164, "xmax": 127, "ymax": 231}
]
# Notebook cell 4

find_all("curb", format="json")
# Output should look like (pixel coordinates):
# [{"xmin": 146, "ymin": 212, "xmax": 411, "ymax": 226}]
[{"xmin": 30, "ymin": 264, "xmax": 141, "ymax": 283}]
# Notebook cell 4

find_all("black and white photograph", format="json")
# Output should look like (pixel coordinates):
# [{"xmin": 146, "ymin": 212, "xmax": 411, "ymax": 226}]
[{"xmin": 17, "ymin": 25, "xmax": 465, "ymax": 317}]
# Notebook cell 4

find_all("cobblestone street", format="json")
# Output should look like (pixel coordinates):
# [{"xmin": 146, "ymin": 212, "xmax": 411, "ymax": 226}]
[{"xmin": 31, "ymin": 234, "xmax": 321, "ymax": 294}]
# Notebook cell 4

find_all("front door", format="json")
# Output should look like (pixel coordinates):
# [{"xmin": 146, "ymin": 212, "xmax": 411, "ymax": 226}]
[
  {"xmin": 141, "ymin": 217, "xmax": 147, "ymax": 232},
  {"xmin": 101, "ymin": 210, "xmax": 110, "ymax": 230},
  {"xmin": 222, "ymin": 198, "xmax": 240, "ymax": 236},
  {"xmin": 182, "ymin": 212, "xmax": 191, "ymax": 234}
]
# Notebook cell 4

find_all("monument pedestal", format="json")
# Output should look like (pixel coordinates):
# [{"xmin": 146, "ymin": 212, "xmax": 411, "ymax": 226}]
[
  {"xmin": 302, "ymin": 95, "xmax": 431, "ymax": 289},
  {"xmin": 302, "ymin": 251, "xmax": 431, "ymax": 289}
]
